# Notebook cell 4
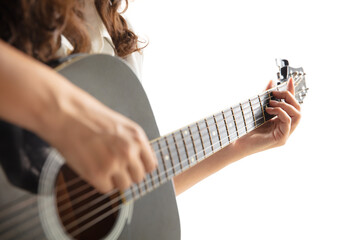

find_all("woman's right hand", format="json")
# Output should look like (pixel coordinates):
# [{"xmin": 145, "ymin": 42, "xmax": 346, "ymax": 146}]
[{"xmin": 45, "ymin": 88, "xmax": 158, "ymax": 193}]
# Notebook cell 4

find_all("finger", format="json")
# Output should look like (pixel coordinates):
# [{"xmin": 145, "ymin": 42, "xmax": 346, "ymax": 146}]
[
  {"xmin": 269, "ymin": 100, "xmax": 301, "ymax": 133},
  {"xmin": 92, "ymin": 181, "xmax": 113, "ymax": 194},
  {"xmin": 139, "ymin": 141, "xmax": 157, "ymax": 173},
  {"xmin": 127, "ymin": 155, "xmax": 146, "ymax": 183},
  {"xmin": 272, "ymin": 90, "xmax": 301, "ymax": 111},
  {"xmin": 266, "ymin": 106, "xmax": 291, "ymax": 135},
  {"xmin": 287, "ymin": 77, "xmax": 295, "ymax": 95},
  {"xmin": 123, "ymin": 123, "xmax": 157, "ymax": 172},
  {"xmin": 111, "ymin": 172, "xmax": 132, "ymax": 191},
  {"xmin": 269, "ymin": 100, "xmax": 300, "ymax": 119}
]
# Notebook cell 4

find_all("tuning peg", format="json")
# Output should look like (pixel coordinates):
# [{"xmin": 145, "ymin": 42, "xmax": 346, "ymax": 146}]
[{"xmin": 276, "ymin": 59, "xmax": 289, "ymax": 68}]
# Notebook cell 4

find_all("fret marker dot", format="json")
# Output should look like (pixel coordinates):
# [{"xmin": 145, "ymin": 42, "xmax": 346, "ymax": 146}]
[
  {"xmin": 212, "ymin": 131, "xmax": 216, "ymax": 136},
  {"xmin": 183, "ymin": 130, "xmax": 188, "ymax": 136},
  {"xmin": 229, "ymin": 123, "xmax": 233, "ymax": 127},
  {"xmin": 191, "ymin": 157, "xmax": 195, "ymax": 163},
  {"xmin": 165, "ymin": 155, "xmax": 169, "ymax": 161}
]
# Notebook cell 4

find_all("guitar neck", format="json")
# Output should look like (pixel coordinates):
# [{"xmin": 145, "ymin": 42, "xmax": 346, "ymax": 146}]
[{"xmin": 123, "ymin": 82, "xmax": 289, "ymax": 201}]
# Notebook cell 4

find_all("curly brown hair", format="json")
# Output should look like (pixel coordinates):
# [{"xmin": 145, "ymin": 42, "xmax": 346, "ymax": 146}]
[{"xmin": 0, "ymin": 0, "xmax": 142, "ymax": 62}]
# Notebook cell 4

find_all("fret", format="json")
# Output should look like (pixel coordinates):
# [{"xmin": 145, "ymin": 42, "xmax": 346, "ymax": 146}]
[
  {"xmin": 241, "ymin": 101, "xmax": 256, "ymax": 132},
  {"xmin": 257, "ymin": 95, "xmax": 266, "ymax": 125},
  {"xmin": 230, "ymin": 106, "xmax": 240, "ymax": 139},
  {"xmin": 248, "ymin": 99, "xmax": 257, "ymax": 128},
  {"xmin": 151, "ymin": 141, "xmax": 167, "ymax": 184},
  {"xmin": 136, "ymin": 182, "xmax": 145, "ymax": 197},
  {"xmin": 196, "ymin": 122, "xmax": 206, "ymax": 160},
  {"xmin": 250, "ymin": 97, "xmax": 265, "ymax": 127},
  {"xmin": 129, "ymin": 185, "xmax": 139, "ymax": 200},
  {"xmin": 212, "ymin": 114, "xmax": 222, "ymax": 148},
  {"xmin": 173, "ymin": 130, "xmax": 190, "ymax": 171},
  {"xmin": 239, "ymin": 103, "xmax": 248, "ymax": 133},
  {"xmin": 148, "ymin": 172, "xmax": 158, "ymax": 189},
  {"xmin": 127, "ymin": 186, "xmax": 134, "ymax": 200},
  {"xmin": 214, "ymin": 112, "xmax": 230, "ymax": 147},
  {"xmin": 198, "ymin": 120, "xmax": 213, "ymax": 157},
  {"xmin": 166, "ymin": 134, "xmax": 182, "ymax": 174},
  {"xmin": 158, "ymin": 137, "xmax": 175, "ymax": 177},
  {"xmin": 143, "ymin": 173, "xmax": 154, "ymax": 193},
  {"xmin": 264, "ymin": 91, "xmax": 275, "ymax": 121},
  {"xmin": 222, "ymin": 110, "xmax": 231, "ymax": 143},
  {"xmin": 157, "ymin": 139, "xmax": 171, "ymax": 180},
  {"xmin": 223, "ymin": 108, "xmax": 237, "ymax": 142},
  {"xmin": 189, "ymin": 124, "xmax": 205, "ymax": 162},
  {"xmin": 181, "ymin": 128, "xmax": 197, "ymax": 166},
  {"xmin": 206, "ymin": 116, "xmax": 221, "ymax": 152},
  {"xmin": 232, "ymin": 104, "xmax": 246, "ymax": 137},
  {"xmin": 149, "ymin": 165, "xmax": 161, "ymax": 188},
  {"xmin": 131, "ymin": 185, "xmax": 142, "ymax": 201},
  {"xmin": 180, "ymin": 129, "xmax": 191, "ymax": 166}
]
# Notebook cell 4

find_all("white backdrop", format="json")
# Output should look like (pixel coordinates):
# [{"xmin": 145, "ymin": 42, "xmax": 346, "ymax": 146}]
[{"xmin": 126, "ymin": 0, "xmax": 360, "ymax": 239}]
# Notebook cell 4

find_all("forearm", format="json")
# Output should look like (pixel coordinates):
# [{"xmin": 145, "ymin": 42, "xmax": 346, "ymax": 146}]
[
  {"xmin": 0, "ymin": 40, "xmax": 88, "ymax": 140},
  {"xmin": 173, "ymin": 138, "xmax": 251, "ymax": 195}
]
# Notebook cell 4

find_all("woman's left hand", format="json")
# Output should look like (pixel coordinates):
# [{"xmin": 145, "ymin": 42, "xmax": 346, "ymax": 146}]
[{"xmin": 233, "ymin": 77, "xmax": 301, "ymax": 158}]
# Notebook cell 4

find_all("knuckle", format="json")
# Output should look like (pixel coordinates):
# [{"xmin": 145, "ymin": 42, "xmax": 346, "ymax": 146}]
[
  {"xmin": 130, "ymin": 124, "xmax": 147, "ymax": 142},
  {"xmin": 123, "ymin": 145, "xmax": 136, "ymax": 161},
  {"xmin": 285, "ymin": 115, "xmax": 292, "ymax": 124},
  {"xmin": 119, "ymin": 140, "xmax": 137, "ymax": 161}
]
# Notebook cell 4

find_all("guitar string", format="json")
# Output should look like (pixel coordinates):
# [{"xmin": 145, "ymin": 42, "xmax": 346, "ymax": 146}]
[
  {"xmin": 1, "ymin": 110, "xmax": 269, "ymax": 238},
  {"xmin": 0, "ymin": 83, "xmax": 297, "ymax": 234}
]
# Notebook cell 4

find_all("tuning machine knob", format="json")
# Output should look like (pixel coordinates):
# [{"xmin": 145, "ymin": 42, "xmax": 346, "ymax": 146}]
[{"xmin": 276, "ymin": 59, "xmax": 290, "ymax": 83}]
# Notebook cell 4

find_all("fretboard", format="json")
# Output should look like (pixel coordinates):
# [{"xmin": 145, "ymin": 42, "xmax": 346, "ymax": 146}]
[{"xmin": 123, "ymin": 83, "xmax": 288, "ymax": 201}]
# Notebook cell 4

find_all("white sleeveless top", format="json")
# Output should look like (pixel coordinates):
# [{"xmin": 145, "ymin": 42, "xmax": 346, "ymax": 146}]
[{"xmin": 55, "ymin": 1, "xmax": 143, "ymax": 79}]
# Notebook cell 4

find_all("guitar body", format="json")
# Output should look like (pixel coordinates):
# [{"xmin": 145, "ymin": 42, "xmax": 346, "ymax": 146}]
[{"xmin": 0, "ymin": 54, "xmax": 181, "ymax": 240}]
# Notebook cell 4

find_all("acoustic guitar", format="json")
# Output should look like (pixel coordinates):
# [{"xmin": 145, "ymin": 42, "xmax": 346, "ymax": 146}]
[{"xmin": 0, "ymin": 55, "xmax": 307, "ymax": 240}]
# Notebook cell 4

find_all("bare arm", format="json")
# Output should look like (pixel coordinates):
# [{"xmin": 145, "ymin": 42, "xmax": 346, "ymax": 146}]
[
  {"xmin": 0, "ymin": 40, "xmax": 157, "ymax": 193},
  {"xmin": 173, "ymin": 79, "xmax": 301, "ymax": 195}
]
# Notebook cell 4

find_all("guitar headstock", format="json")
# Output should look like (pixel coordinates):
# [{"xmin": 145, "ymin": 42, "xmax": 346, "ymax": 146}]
[{"xmin": 276, "ymin": 59, "xmax": 308, "ymax": 104}]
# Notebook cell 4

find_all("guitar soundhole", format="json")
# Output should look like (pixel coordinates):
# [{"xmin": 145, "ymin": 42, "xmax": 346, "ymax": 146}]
[{"xmin": 55, "ymin": 165, "xmax": 121, "ymax": 240}]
